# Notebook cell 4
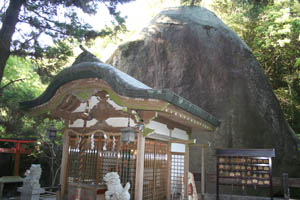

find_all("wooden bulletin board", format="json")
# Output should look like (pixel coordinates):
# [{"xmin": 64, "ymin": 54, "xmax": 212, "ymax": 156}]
[{"xmin": 216, "ymin": 148, "xmax": 275, "ymax": 200}]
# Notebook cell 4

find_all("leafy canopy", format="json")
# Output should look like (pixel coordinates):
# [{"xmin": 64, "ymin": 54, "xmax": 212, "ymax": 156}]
[
  {"xmin": 0, "ymin": 56, "xmax": 46, "ymax": 137},
  {"xmin": 0, "ymin": 0, "xmax": 132, "ymax": 85}
]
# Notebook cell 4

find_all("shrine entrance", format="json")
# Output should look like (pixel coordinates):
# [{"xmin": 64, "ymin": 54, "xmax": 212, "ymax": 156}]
[{"xmin": 66, "ymin": 131, "xmax": 137, "ymax": 199}]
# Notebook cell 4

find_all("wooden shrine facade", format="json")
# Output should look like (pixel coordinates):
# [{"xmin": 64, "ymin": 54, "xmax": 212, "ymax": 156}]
[
  {"xmin": 64, "ymin": 131, "xmax": 171, "ymax": 199},
  {"xmin": 61, "ymin": 130, "xmax": 194, "ymax": 200},
  {"xmin": 20, "ymin": 51, "xmax": 220, "ymax": 200}
]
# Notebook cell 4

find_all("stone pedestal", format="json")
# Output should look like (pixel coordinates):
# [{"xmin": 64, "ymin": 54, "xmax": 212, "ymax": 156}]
[
  {"xmin": 18, "ymin": 164, "xmax": 44, "ymax": 200},
  {"xmin": 18, "ymin": 187, "xmax": 45, "ymax": 200},
  {"xmin": 0, "ymin": 176, "xmax": 23, "ymax": 198}
]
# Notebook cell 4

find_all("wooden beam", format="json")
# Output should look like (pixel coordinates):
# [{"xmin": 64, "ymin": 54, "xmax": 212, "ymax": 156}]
[
  {"xmin": 59, "ymin": 130, "xmax": 70, "ymax": 199},
  {"xmin": 190, "ymin": 143, "xmax": 209, "ymax": 148},
  {"xmin": 162, "ymin": 104, "xmax": 215, "ymax": 131},
  {"xmin": 155, "ymin": 115, "xmax": 191, "ymax": 133},
  {"xmin": 137, "ymin": 111, "xmax": 157, "ymax": 124},
  {"xmin": 170, "ymin": 139, "xmax": 196, "ymax": 144},
  {"xmin": 134, "ymin": 133, "xmax": 145, "ymax": 200}
]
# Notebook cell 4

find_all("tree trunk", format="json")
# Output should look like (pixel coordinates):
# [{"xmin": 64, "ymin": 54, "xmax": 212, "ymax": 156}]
[
  {"xmin": 0, "ymin": 0, "xmax": 24, "ymax": 86},
  {"xmin": 190, "ymin": 0, "xmax": 195, "ymax": 6}
]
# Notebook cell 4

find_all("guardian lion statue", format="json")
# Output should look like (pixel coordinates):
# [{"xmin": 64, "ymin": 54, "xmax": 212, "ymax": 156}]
[{"xmin": 103, "ymin": 172, "xmax": 130, "ymax": 200}]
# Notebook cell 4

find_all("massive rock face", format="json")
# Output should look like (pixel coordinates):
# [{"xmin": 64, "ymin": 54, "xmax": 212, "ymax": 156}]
[{"xmin": 108, "ymin": 7, "xmax": 300, "ymax": 177}]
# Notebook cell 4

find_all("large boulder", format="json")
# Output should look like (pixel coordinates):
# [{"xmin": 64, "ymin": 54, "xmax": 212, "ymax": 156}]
[{"xmin": 107, "ymin": 7, "xmax": 300, "ymax": 178}]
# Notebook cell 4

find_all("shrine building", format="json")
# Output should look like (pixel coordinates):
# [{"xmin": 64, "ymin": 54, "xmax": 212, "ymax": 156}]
[{"xmin": 20, "ymin": 51, "xmax": 220, "ymax": 200}]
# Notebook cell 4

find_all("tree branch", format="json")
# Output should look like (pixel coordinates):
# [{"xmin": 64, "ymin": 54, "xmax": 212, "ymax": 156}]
[
  {"xmin": 0, "ymin": 78, "xmax": 26, "ymax": 93},
  {"xmin": 30, "ymin": 9, "xmax": 59, "ymax": 25},
  {"xmin": 11, "ymin": 47, "xmax": 44, "ymax": 58},
  {"xmin": 0, "ymin": 0, "xmax": 9, "ymax": 15},
  {"xmin": 18, "ymin": 18, "xmax": 68, "ymax": 36}
]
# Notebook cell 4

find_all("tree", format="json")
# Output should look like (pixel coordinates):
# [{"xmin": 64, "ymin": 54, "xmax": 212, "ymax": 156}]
[
  {"xmin": 0, "ymin": 55, "xmax": 64, "ymax": 186},
  {"xmin": 252, "ymin": 0, "xmax": 300, "ymax": 136},
  {"xmin": 0, "ymin": 0, "xmax": 132, "ymax": 88},
  {"xmin": 0, "ymin": 56, "xmax": 45, "ymax": 137},
  {"xmin": 211, "ymin": 0, "xmax": 300, "ymax": 137}
]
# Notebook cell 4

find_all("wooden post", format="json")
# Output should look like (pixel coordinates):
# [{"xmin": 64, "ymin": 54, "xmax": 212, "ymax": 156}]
[
  {"xmin": 189, "ymin": 143, "xmax": 208, "ymax": 198},
  {"xmin": 59, "ymin": 131, "xmax": 70, "ymax": 199},
  {"xmin": 216, "ymin": 156, "xmax": 219, "ymax": 200},
  {"xmin": 184, "ymin": 144, "xmax": 189, "ymax": 198},
  {"xmin": 134, "ymin": 133, "xmax": 145, "ymax": 200},
  {"xmin": 201, "ymin": 145, "xmax": 205, "ymax": 195},
  {"xmin": 116, "ymin": 135, "xmax": 121, "ymax": 173},
  {"xmin": 14, "ymin": 142, "xmax": 21, "ymax": 176},
  {"xmin": 283, "ymin": 173, "xmax": 290, "ymax": 199},
  {"xmin": 270, "ymin": 157, "xmax": 273, "ymax": 200},
  {"xmin": 166, "ymin": 141, "xmax": 171, "ymax": 200},
  {"xmin": 0, "ymin": 182, "xmax": 4, "ymax": 199},
  {"xmin": 153, "ymin": 143, "xmax": 157, "ymax": 200},
  {"xmin": 96, "ymin": 135, "xmax": 102, "ymax": 184}
]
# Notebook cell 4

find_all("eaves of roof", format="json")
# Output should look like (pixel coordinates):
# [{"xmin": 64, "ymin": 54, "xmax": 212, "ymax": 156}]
[{"xmin": 20, "ymin": 61, "xmax": 221, "ymax": 128}]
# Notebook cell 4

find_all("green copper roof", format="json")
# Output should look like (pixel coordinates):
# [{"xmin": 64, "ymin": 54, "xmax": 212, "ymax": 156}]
[{"xmin": 20, "ymin": 53, "xmax": 220, "ymax": 127}]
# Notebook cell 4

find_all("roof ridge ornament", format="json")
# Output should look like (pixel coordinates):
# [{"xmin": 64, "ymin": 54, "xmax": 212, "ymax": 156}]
[{"xmin": 72, "ymin": 45, "xmax": 103, "ymax": 66}]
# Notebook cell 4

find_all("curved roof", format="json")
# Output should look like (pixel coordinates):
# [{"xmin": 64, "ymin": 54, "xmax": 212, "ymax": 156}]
[{"xmin": 20, "ymin": 55, "xmax": 220, "ymax": 128}]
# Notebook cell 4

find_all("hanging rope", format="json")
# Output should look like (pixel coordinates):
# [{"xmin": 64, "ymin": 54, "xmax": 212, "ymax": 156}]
[{"xmin": 79, "ymin": 135, "xmax": 85, "ymax": 181}]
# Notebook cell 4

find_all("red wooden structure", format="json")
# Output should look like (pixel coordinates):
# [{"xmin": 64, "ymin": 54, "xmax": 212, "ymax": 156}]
[{"xmin": 0, "ymin": 138, "xmax": 35, "ymax": 176}]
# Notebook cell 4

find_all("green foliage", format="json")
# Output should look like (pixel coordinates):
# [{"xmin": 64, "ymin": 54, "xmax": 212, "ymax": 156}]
[
  {"xmin": 296, "ymin": 58, "xmax": 300, "ymax": 67},
  {"xmin": 252, "ymin": 0, "xmax": 300, "ymax": 133},
  {"xmin": 0, "ymin": 0, "xmax": 132, "ymax": 85},
  {"xmin": 0, "ymin": 56, "xmax": 45, "ymax": 136},
  {"xmin": 33, "ymin": 40, "xmax": 74, "ymax": 83},
  {"xmin": 212, "ymin": 0, "xmax": 300, "ymax": 135},
  {"xmin": 0, "ymin": 56, "xmax": 65, "ymax": 140},
  {"xmin": 0, "ymin": 56, "xmax": 64, "ymax": 185},
  {"xmin": 0, "ymin": 57, "xmax": 44, "ymax": 137}
]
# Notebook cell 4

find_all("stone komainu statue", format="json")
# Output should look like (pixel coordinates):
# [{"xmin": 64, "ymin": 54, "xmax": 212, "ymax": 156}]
[{"xmin": 103, "ymin": 172, "xmax": 130, "ymax": 200}]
